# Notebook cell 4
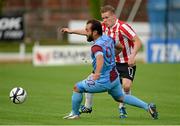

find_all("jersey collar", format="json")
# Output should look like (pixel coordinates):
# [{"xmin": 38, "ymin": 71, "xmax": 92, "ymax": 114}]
[{"xmin": 110, "ymin": 19, "xmax": 118, "ymax": 29}]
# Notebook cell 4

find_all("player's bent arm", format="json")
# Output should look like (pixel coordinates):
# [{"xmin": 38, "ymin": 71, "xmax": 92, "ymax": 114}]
[
  {"xmin": 128, "ymin": 35, "xmax": 142, "ymax": 66},
  {"xmin": 115, "ymin": 42, "xmax": 123, "ymax": 56},
  {"xmin": 93, "ymin": 54, "xmax": 104, "ymax": 80},
  {"xmin": 61, "ymin": 28, "xmax": 87, "ymax": 36},
  {"xmin": 131, "ymin": 35, "xmax": 142, "ymax": 57}
]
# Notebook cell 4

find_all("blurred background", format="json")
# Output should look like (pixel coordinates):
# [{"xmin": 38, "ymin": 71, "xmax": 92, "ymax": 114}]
[{"xmin": 0, "ymin": 0, "xmax": 179, "ymax": 65}]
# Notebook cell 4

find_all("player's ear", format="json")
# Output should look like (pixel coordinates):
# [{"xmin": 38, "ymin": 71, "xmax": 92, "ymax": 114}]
[{"xmin": 93, "ymin": 30, "xmax": 98, "ymax": 35}]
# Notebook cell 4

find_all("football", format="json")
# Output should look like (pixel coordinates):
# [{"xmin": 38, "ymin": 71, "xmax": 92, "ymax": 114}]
[{"xmin": 9, "ymin": 87, "xmax": 27, "ymax": 104}]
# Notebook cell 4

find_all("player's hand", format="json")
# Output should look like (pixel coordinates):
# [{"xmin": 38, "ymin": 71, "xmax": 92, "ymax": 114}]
[
  {"xmin": 92, "ymin": 73, "xmax": 100, "ymax": 80},
  {"xmin": 60, "ymin": 28, "xmax": 72, "ymax": 34},
  {"xmin": 128, "ymin": 55, "xmax": 136, "ymax": 67}
]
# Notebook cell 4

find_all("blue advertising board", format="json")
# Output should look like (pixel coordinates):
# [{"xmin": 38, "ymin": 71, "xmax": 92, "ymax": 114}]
[{"xmin": 147, "ymin": 39, "xmax": 180, "ymax": 63}]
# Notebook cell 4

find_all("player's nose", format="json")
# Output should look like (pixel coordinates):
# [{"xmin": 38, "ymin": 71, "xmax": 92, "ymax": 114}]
[{"xmin": 103, "ymin": 19, "xmax": 107, "ymax": 22}]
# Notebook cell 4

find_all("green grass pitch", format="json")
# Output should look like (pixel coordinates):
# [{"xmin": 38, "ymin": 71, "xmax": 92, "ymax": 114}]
[{"xmin": 0, "ymin": 63, "xmax": 180, "ymax": 125}]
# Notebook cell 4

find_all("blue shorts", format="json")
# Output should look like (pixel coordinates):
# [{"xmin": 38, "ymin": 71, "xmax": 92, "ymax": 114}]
[{"xmin": 75, "ymin": 76, "xmax": 124, "ymax": 100}]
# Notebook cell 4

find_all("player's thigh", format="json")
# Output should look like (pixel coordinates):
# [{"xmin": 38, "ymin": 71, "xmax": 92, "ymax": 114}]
[
  {"xmin": 116, "ymin": 63, "xmax": 136, "ymax": 82},
  {"xmin": 122, "ymin": 78, "xmax": 132, "ymax": 88},
  {"xmin": 75, "ymin": 79, "xmax": 107, "ymax": 93},
  {"xmin": 108, "ymin": 78, "xmax": 123, "ymax": 101}
]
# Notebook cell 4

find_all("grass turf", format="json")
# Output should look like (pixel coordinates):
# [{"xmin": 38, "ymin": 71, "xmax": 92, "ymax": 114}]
[{"xmin": 0, "ymin": 63, "xmax": 180, "ymax": 125}]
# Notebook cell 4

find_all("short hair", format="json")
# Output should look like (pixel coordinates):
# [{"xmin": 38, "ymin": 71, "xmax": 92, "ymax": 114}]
[
  {"xmin": 86, "ymin": 19, "xmax": 102, "ymax": 35},
  {"xmin": 100, "ymin": 5, "xmax": 115, "ymax": 13}
]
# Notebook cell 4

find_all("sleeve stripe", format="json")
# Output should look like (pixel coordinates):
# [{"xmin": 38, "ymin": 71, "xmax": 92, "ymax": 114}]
[
  {"xmin": 94, "ymin": 51, "xmax": 103, "ymax": 57},
  {"xmin": 91, "ymin": 45, "xmax": 103, "ymax": 54},
  {"xmin": 122, "ymin": 24, "xmax": 136, "ymax": 37}
]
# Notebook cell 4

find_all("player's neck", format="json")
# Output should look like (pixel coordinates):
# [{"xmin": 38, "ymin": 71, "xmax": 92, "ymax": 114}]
[
  {"xmin": 93, "ymin": 35, "xmax": 101, "ymax": 41},
  {"xmin": 109, "ymin": 19, "xmax": 117, "ymax": 28}
]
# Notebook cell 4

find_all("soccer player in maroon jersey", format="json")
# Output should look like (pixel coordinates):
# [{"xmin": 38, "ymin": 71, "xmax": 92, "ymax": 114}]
[
  {"xmin": 61, "ymin": 5, "xmax": 143, "ymax": 118},
  {"xmin": 63, "ymin": 19, "xmax": 158, "ymax": 120}
]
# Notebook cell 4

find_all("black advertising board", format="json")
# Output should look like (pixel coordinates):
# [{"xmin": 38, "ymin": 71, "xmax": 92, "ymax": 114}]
[{"xmin": 0, "ymin": 16, "xmax": 24, "ymax": 41}]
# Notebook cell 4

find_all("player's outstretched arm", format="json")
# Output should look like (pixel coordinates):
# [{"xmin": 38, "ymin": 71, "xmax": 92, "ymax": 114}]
[{"xmin": 60, "ymin": 27, "xmax": 87, "ymax": 36}]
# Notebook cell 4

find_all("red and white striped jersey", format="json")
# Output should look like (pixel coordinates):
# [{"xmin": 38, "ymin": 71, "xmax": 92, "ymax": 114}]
[{"xmin": 102, "ymin": 19, "xmax": 136, "ymax": 63}]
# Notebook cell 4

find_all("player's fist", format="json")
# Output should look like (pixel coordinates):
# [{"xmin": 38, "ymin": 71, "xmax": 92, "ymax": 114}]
[
  {"xmin": 60, "ymin": 28, "xmax": 72, "ymax": 34},
  {"xmin": 128, "ymin": 54, "xmax": 136, "ymax": 67},
  {"xmin": 92, "ymin": 73, "xmax": 100, "ymax": 80}
]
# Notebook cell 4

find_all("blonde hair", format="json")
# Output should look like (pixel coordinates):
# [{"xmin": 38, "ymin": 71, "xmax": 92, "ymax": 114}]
[{"xmin": 100, "ymin": 5, "xmax": 115, "ymax": 13}]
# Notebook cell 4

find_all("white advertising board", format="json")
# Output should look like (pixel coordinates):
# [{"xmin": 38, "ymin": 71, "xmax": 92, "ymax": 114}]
[{"xmin": 33, "ymin": 45, "xmax": 91, "ymax": 66}]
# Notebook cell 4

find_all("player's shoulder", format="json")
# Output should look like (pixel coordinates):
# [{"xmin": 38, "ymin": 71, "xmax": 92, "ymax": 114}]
[
  {"xmin": 102, "ymin": 34, "xmax": 110, "ymax": 39},
  {"xmin": 101, "ymin": 34, "xmax": 113, "ymax": 41},
  {"xmin": 94, "ymin": 35, "xmax": 113, "ymax": 46},
  {"xmin": 118, "ymin": 19, "xmax": 131, "ymax": 27}
]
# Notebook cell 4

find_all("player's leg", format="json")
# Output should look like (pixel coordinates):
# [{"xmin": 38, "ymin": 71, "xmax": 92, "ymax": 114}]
[
  {"xmin": 64, "ymin": 79, "xmax": 94, "ymax": 119},
  {"xmin": 85, "ymin": 93, "xmax": 93, "ymax": 108},
  {"xmin": 79, "ymin": 77, "xmax": 109, "ymax": 114},
  {"xmin": 109, "ymin": 78, "xmax": 158, "ymax": 119},
  {"xmin": 119, "ymin": 78, "xmax": 132, "ymax": 118},
  {"xmin": 79, "ymin": 74, "xmax": 107, "ymax": 114},
  {"xmin": 64, "ymin": 77, "xmax": 108, "ymax": 119},
  {"xmin": 116, "ymin": 63, "xmax": 129, "ymax": 118},
  {"xmin": 79, "ymin": 74, "xmax": 94, "ymax": 114},
  {"xmin": 79, "ymin": 93, "xmax": 93, "ymax": 114},
  {"xmin": 116, "ymin": 63, "xmax": 136, "ymax": 118},
  {"xmin": 121, "ymin": 65, "xmax": 136, "ymax": 95},
  {"xmin": 122, "ymin": 95, "xmax": 158, "ymax": 119},
  {"xmin": 63, "ymin": 81, "xmax": 85, "ymax": 119}
]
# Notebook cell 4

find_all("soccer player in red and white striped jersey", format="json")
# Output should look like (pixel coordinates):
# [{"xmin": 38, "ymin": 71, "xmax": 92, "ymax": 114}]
[
  {"xmin": 60, "ymin": 5, "xmax": 142, "ymax": 118},
  {"xmin": 102, "ymin": 19, "xmax": 137, "ymax": 64},
  {"xmin": 100, "ymin": 5, "xmax": 142, "ymax": 118}
]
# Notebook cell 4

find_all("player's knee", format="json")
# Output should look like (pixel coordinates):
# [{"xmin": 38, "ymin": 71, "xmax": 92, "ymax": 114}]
[
  {"xmin": 73, "ymin": 82, "xmax": 85, "ymax": 93},
  {"xmin": 123, "ymin": 85, "xmax": 130, "ymax": 93},
  {"xmin": 122, "ymin": 79, "xmax": 132, "ymax": 93},
  {"xmin": 73, "ymin": 85, "xmax": 80, "ymax": 92},
  {"xmin": 115, "ymin": 97, "xmax": 123, "ymax": 102},
  {"xmin": 112, "ymin": 95, "xmax": 124, "ymax": 102},
  {"xmin": 117, "ymin": 96, "xmax": 124, "ymax": 102}
]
